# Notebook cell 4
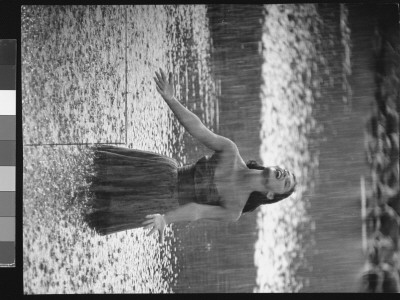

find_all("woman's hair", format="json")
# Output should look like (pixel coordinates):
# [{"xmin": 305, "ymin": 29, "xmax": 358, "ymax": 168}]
[{"xmin": 242, "ymin": 160, "xmax": 297, "ymax": 213}]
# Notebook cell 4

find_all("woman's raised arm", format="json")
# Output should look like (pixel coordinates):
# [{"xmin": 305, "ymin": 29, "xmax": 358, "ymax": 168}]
[
  {"xmin": 154, "ymin": 68, "xmax": 236, "ymax": 152},
  {"xmin": 142, "ymin": 202, "xmax": 241, "ymax": 243}
]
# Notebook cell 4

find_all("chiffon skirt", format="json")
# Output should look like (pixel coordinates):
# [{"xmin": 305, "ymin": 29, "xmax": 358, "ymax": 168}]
[{"xmin": 84, "ymin": 145, "xmax": 181, "ymax": 235}]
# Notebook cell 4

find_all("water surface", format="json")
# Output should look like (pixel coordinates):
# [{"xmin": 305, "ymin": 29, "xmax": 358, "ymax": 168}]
[{"xmin": 22, "ymin": 4, "xmax": 382, "ymax": 293}]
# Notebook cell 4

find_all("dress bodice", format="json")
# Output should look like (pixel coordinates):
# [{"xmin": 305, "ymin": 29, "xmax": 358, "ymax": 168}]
[{"xmin": 177, "ymin": 152, "xmax": 222, "ymax": 206}]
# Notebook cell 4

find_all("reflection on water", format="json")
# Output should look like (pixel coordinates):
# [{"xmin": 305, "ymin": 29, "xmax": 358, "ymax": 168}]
[
  {"xmin": 256, "ymin": 4, "xmax": 323, "ymax": 292},
  {"xmin": 22, "ymin": 6, "xmax": 126, "ymax": 145}
]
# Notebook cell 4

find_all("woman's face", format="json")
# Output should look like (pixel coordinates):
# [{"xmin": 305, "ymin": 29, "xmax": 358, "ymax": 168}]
[{"xmin": 262, "ymin": 166, "xmax": 295, "ymax": 195}]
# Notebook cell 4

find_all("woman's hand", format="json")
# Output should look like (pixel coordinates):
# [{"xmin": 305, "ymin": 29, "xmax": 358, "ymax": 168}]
[
  {"xmin": 142, "ymin": 214, "xmax": 167, "ymax": 243},
  {"xmin": 154, "ymin": 68, "xmax": 175, "ymax": 102}
]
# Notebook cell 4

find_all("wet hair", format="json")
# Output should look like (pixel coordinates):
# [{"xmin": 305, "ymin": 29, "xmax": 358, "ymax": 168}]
[{"xmin": 242, "ymin": 160, "xmax": 297, "ymax": 213}]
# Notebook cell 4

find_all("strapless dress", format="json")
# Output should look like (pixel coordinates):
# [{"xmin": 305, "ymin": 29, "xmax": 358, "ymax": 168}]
[{"xmin": 84, "ymin": 145, "xmax": 222, "ymax": 235}]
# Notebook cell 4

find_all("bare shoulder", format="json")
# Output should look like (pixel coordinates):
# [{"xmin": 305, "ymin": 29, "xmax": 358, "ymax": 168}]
[
  {"xmin": 216, "ymin": 137, "xmax": 238, "ymax": 154},
  {"xmin": 217, "ymin": 140, "xmax": 247, "ymax": 168},
  {"xmin": 215, "ymin": 135, "xmax": 238, "ymax": 151},
  {"xmin": 216, "ymin": 139, "xmax": 240, "ymax": 162}
]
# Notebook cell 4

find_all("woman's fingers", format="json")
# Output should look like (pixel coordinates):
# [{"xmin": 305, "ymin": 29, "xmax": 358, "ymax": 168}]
[
  {"xmin": 155, "ymin": 69, "xmax": 174, "ymax": 92},
  {"xmin": 143, "ymin": 214, "xmax": 166, "ymax": 243},
  {"xmin": 142, "ymin": 219, "xmax": 153, "ymax": 226},
  {"xmin": 155, "ymin": 71, "xmax": 162, "ymax": 81},
  {"xmin": 160, "ymin": 68, "xmax": 167, "ymax": 81},
  {"xmin": 159, "ymin": 231, "xmax": 164, "ymax": 244},
  {"xmin": 143, "ymin": 215, "xmax": 155, "ymax": 226},
  {"xmin": 169, "ymin": 72, "xmax": 173, "ymax": 85},
  {"xmin": 154, "ymin": 79, "xmax": 163, "ymax": 91},
  {"xmin": 155, "ymin": 71, "xmax": 161, "ymax": 82},
  {"xmin": 144, "ymin": 223, "xmax": 153, "ymax": 230},
  {"xmin": 147, "ymin": 227, "xmax": 156, "ymax": 236},
  {"xmin": 155, "ymin": 72, "xmax": 163, "ymax": 84}
]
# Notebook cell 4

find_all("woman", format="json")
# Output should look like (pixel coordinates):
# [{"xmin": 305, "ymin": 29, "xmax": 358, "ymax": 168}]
[{"xmin": 85, "ymin": 68, "xmax": 297, "ymax": 243}]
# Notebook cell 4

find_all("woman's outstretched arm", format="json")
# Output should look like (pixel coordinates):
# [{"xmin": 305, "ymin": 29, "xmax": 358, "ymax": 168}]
[
  {"xmin": 164, "ymin": 202, "xmax": 241, "ymax": 223},
  {"xmin": 142, "ymin": 203, "xmax": 241, "ymax": 243},
  {"xmin": 154, "ymin": 68, "xmax": 236, "ymax": 152}
]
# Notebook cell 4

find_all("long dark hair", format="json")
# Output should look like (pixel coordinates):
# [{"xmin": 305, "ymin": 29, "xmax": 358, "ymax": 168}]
[{"xmin": 242, "ymin": 160, "xmax": 297, "ymax": 213}]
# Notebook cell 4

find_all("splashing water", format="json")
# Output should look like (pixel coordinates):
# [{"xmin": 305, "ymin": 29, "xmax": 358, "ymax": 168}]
[{"xmin": 255, "ymin": 4, "xmax": 323, "ymax": 292}]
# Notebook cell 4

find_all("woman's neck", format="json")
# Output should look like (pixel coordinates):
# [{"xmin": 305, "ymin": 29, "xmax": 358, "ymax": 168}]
[{"xmin": 240, "ymin": 168, "xmax": 267, "ymax": 194}]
